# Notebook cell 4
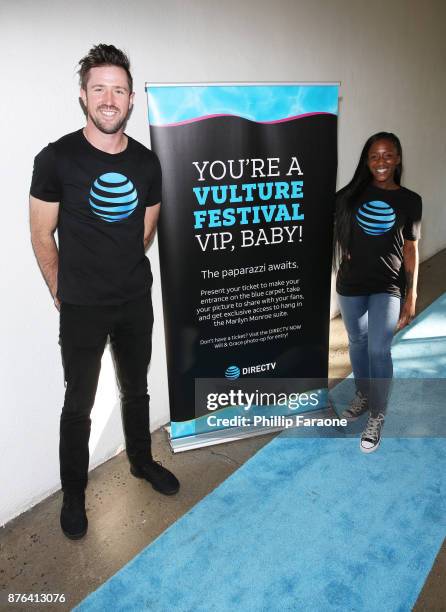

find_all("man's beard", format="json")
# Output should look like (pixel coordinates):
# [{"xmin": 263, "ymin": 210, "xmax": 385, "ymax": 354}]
[{"xmin": 89, "ymin": 107, "xmax": 129, "ymax": 134}]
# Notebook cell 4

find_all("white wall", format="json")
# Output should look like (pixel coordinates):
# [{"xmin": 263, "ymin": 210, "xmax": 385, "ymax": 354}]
[{"xmin": 1, "ymin": 0, "xmax": 445, "ymax": 525}]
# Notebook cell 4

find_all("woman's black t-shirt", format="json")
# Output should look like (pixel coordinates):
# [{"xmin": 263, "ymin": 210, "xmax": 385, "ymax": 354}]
[
  {"xmin": 30, "ymin": 130, "xmax": 162, "ymax": 305},
  {"xmin": 336, "ymin": 184, "xmax": 422, "ymax": 298}
]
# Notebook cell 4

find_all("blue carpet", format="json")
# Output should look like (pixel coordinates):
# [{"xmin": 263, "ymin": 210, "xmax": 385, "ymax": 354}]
[{"xmin": 76, "ymin": 296, "xmax": 446, "ymax": 612}]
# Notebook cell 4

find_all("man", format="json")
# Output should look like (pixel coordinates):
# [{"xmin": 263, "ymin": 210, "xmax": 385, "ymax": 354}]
[{"xmin": 30, "ymin": 44, "xmax": 179, "ymax": 541}]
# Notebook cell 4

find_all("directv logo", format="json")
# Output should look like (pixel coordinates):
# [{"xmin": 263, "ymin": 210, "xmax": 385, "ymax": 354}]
[
  {"xmin": 225, "ymin": 362, "xmax": 276, "ymax": 379},
  {"xmin": 225, "ymin": 365, "xmax": 240, "ymax": 379}
]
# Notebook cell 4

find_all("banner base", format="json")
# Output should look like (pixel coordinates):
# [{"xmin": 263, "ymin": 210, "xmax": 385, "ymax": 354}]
[{"xmin": 165, "ymin": 407, "xmax": 332, "ymax": 453}]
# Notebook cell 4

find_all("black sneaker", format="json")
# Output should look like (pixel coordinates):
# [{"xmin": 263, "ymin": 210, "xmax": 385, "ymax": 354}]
[
  {"xmin": 342, "ymin": 390, "xmax": 369, "ymax": 421},
  {"xmin": 360, "ymin": 413, "xmax": 385, "ymax": 453},
  {"xmin": 60, "ymin": 491, "xmax": 88, "ymax": 540},
  {"xmin": 130, "ymin": 460, "xmax": 180, "ymax": 496}
]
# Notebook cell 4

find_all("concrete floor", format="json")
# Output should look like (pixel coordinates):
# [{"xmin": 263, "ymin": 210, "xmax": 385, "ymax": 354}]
[{"xmin": 1, "ymin": 250, "xmax": 445, "ymax": 612}]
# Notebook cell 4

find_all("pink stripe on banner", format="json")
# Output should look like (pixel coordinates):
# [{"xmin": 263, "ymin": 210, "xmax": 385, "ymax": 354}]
[
  {"xmin": 158, "ymin": 112, "xmax": 335, "ymax": 128},
  {"xmin": 264, "ymin": 112, "xmax": 334, "ymax": 124}
]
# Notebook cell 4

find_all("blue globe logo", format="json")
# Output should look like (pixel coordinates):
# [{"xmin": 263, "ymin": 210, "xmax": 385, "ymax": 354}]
[
  {"xmin": 356, "ymin": 200, "xmax": 396, "ymax": 236},
  {"xmin": 89, "ymin": 172, "xmax": 138, "ymax": 223},
  {"xmin": 225, "ymin": 365, "xmax": 240, "ymax": 379}
]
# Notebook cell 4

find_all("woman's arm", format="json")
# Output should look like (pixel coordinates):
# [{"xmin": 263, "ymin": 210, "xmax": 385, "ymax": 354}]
[{"xmin": 396, "ymin": 239, "xmax": 419, "ymax": 330}]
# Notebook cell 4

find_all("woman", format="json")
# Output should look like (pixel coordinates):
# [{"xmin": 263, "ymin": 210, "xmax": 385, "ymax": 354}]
[{"xmin": 334, "ymin": 132, "xmax": 422, "ymax": 453}]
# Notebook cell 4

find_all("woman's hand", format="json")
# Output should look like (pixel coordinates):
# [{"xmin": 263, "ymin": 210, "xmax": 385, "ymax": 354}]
[
  {"xmin": 396, "ymin": 292, "xmax": 416, "ymax": 330},
  {"xmin": 397, "ymin": 239, "xmax": 419, "ymax": 331}
]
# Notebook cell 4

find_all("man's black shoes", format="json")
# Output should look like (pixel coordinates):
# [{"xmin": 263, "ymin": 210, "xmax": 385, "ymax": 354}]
[
  {"xmin": 60, "ymin": 490, "xmax": 88, "ymax": 540},
  {"xmin": 59, "ymin": 463, "xmax": 178, "ymax": 540},
  {"xmin": 130, "ymin": 460, "xmax": 180, "ymax": 496}
]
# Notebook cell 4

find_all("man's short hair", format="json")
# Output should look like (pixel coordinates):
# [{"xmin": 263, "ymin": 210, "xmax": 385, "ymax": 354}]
[{"xmin": 78, "ymin": 44, "xmax": 133, "ymax": 92}]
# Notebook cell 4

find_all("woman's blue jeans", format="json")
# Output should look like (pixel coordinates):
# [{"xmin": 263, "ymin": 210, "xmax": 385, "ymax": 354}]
[{"xmin": 337, "ymin": 293, "xmax": 401, "ymax": 416}]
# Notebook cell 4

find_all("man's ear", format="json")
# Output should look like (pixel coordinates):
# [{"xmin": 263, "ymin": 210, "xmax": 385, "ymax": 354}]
[
  {"xmin": 129, "ymin": 91, "xmax": 135, "ymax": 110},
  {"xmin": 80, "ymin": 87, "xmax": 87, "ymax": 107}
]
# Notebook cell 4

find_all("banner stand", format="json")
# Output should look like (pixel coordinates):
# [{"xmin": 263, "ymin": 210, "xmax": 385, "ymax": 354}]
[
  {"xmin": 147, "ymin": 82, "xmax": 339, "ymax": 451},
  {"xmin": 164, "ymin": 423, "xmax": 283, "ymax": 453}
]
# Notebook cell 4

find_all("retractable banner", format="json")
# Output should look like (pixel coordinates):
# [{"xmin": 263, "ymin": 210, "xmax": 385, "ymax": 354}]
[{"xmin": 146, "ymin": 84, "xmax": 338, "ymax": 451}]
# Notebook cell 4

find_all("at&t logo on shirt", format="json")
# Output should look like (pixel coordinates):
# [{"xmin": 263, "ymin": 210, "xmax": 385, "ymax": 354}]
[
  {"xmin": 89, "ymin": 172, "xmax": 138, "ymax": 222},
  {"xmin": 356, "ymin": 200, "xmax": 396, "ymax": 236}
]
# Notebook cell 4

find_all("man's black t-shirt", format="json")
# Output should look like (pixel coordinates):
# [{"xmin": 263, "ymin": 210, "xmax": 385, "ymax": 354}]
[
  {"xmin": 336, "ymin": 184, "xmax": 422, "ymax": 298},
  {"xmin": 30, "ymin": 130, "xmax": 161, "ymax": 305}
]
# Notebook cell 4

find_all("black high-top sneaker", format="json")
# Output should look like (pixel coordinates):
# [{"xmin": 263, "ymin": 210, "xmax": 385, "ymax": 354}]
[
  {"xmin": 130, "ymin": 460, "xmax": 180, "ymax": 495},
  {"xmin": 60, "ymin": 490, "xmax": 88, "ymax": 539}
]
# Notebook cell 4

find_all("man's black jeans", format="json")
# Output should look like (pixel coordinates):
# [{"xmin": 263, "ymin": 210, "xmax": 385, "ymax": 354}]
[{"xmin": 59, "ymin": 293, "xmax": 153, "ymax": 492}]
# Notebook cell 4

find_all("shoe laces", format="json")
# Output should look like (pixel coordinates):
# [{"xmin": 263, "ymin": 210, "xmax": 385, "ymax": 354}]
[
  {"xmin": 363, "ymin": 413, "xmax": 385, "ymax": 440},
  {"xmin": 348, "ymin": 392, "xmax": 368, "ymax": 415}
]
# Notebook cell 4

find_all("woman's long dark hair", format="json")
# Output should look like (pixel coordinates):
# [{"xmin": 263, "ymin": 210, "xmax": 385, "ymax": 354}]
[{"xmin": 333, "ymin": 132, "xmax": 403, "ymax": 270}]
